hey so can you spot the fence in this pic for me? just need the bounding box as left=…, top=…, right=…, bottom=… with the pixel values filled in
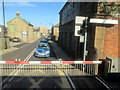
left=0, top=61, right=102, bottom=76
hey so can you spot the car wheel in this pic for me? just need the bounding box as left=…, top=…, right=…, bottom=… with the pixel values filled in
left=34, top=53, right=37, bottom=57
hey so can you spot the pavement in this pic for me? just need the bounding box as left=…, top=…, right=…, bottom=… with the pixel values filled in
left=0, top=38, right=41, bottom=56
left=49, top=41, right=72, bottom=61
left=0, top=42, right=22, bottom=56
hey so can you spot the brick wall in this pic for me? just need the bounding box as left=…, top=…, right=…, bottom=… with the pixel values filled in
left=103, top=19, right=119, bottom=58
left=88, top=19, right=119, bottom=60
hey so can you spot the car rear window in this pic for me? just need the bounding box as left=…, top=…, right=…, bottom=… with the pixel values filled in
left=38, top=45, right=48, bottom=49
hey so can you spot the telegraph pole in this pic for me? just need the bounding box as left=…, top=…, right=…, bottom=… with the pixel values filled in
left=2, top=0, right=7, bottom=49
left=2, top=0, right=5, bottom=27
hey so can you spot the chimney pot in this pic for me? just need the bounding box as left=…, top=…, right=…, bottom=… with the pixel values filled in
left=16, top=11, right=20, bottom=17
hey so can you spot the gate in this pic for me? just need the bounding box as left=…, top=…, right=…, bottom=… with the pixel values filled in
left=0, top=61, right=102, bottom=76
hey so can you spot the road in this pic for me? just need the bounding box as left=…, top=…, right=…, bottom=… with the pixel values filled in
left=0, top=37, right=112, bottom=89
left=1, top=37, right=72, bottom=89
left=2, top=37, right=56, bottom=61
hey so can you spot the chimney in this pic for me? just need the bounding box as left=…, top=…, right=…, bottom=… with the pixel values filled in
left=16, top=11, right=20, bottom=17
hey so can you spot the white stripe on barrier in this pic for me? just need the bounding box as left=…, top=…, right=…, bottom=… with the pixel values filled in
left=93, top=61, right=102, bottom=64
left=29, top=61, right=40, bottom=64
left=0, top=61, right=6, bottom=64
left=74, top=61, right=84, bottom=64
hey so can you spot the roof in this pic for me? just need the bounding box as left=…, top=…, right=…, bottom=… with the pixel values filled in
left=0, top=24, right=7, bottom=30
left=7, top=16, right=33, bottom=26
left=59, top=2, right=69, bottom=14
left=53, top=23, right=59, bottom=27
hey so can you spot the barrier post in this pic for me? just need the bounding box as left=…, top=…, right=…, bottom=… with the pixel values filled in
left=98, top=59, right=109, bottom=79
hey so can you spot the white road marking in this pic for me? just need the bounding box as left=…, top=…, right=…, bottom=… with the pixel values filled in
left=28, top=77, right=46, bottom=88
left=65, top=73, right=76, bottom=90
left=20, top=44, right=28, bottom=48
left=0, top=48, right=36, bottom=88
left=95, top=77, right=111, bottom=89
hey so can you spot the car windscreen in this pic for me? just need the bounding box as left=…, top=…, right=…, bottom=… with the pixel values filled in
left=38, top=45, right=48, bottom=49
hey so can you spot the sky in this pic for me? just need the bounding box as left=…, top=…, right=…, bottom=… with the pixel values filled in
left=0, top=2, right=66, bottom=29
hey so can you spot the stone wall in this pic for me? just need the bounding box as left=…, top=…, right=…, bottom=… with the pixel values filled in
left=7, top=18, right=34, bottom=42
left=0, top=38, right=10, bottom=50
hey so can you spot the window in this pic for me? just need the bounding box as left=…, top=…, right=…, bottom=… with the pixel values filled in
left=10, top=25, right=15, bottom=32
left=38, top=45, right=48, bottom=49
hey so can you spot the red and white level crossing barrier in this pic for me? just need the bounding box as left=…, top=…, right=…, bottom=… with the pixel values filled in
left=0, top=61, right=102, bottom=64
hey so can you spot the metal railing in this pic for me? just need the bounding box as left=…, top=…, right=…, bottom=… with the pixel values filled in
left=0, top=61, right=102, bottom=76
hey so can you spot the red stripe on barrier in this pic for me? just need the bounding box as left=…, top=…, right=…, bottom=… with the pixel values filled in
left=83, top=61, right=93, bottom=64
left=6, top=61, right=29, bottom=64
left=41, top=61, right=51, bottom=64
left=62, top=61, right=74, bottom=64
left=18, top=61, right=29, bottom=64
left=6, top=61, right=16, bottom=64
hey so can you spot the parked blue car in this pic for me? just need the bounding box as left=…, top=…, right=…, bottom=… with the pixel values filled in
left=34, top=43, right=50, bottom=57
left=40, top=39, right=48, bottom=43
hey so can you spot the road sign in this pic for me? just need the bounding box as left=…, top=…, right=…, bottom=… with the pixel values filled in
left=22, top=34, right=27, bottom=38
left=22, top=32, right=27, bottom=35
left=75, top=16, right=86, bottom=36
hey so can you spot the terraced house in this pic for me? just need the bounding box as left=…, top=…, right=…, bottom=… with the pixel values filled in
left=59, top=2, right=119, bottom=67
left=7, top=12, right=34, bottom=42
left=51, top=23, right=59, bottom=41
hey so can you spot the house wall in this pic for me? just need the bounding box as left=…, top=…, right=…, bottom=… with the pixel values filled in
left=52, top=25, right=59, bottom=41
left=53, top=26, right=59, bottom=41
left=39, top=26, right=48, bottom=36
left=59, top=2, right=119, bottom=61
left=7, top=18, right=33, bottom=42
left=86, top=20, right=119, bottom=61
left=27, top=25, right=34, bottom=42
left=59, top=2, right=98, bottom=60
left=103, top=21, right=119, bottom=59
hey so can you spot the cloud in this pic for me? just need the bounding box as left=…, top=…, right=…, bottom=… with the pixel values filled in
left=3, top=0, right=67, bottom=2
left=18, top=2, right=37, bottom=7
left=0, top=2, right=37, bottom=7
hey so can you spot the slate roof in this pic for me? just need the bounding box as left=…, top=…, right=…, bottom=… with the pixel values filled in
left=54, top=23, right=59, bottom=27
left=0, top=24, right=7, bottom=30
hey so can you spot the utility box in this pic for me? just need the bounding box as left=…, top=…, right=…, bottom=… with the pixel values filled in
left=110, top=57, right=120, bottom=72
left=80, top=35, right=84, bottom=42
